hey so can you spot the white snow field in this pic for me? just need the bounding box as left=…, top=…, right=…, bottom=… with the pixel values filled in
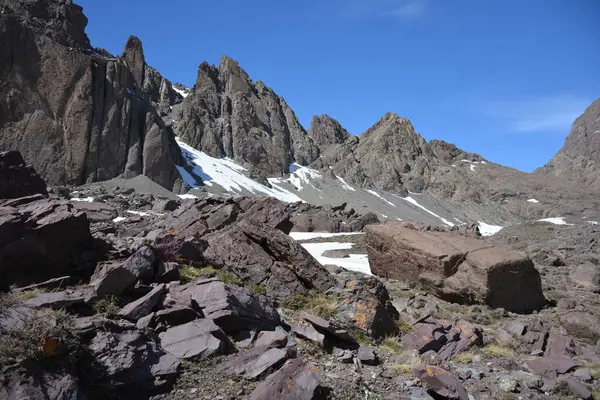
left=299, top=242, right=371, bottom=275
left=538, top=217, right=573, bottom=226
left=477, top=221, right=503, bottom=236
left=527, top=199, right=539, bottom=203
left=288, top=232, right=364, bottom=241
left=399, top=195, right=455, bottom=227
left=176, top=138, right=304, bottom=203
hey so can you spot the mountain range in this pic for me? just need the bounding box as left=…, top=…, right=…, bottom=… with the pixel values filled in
left=1, top=0, right=599, bottom=231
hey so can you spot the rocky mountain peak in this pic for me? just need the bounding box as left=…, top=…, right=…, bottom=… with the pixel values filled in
left=536, top=97, right=600, bottom=189
left=0, top=0, right=90, bottom=49
left=177, top=56, right=320, bottom=176
left=307, top=114, right=351, bottom=150
left=122, top=35, right=145, bottom=88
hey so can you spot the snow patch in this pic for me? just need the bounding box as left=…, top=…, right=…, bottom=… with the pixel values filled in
left=287, top=163, right=322, bottom=191
left=365, top=190, right=396, bottom=207
left=126, top=210, right=165, bottom=217
left=299, top=242, right=371, bottom=275
left=176, top=138, right=304, bottom=203
left=587, top=221, right=599, bottom=225
left=173, top=86, right=189, bottom=98
left=538, top=217, right=573, bottom=226
left=399, top=195, right=455, bottom=227
left=112, top=217, right=127, bottom=223
left=527, top=199, right=539, bottom=203
left=178, top=194, right=198, bottom=200
left=337, top=176, right=356, bottom=191
left=288, top=232, right=364, bottom=241
left=381, top=214, right=388, bottom=219
left=71, top=197, right=94, bottom=203
left=470, top=164, right=476, bottom=172
left=477, top=221, right=503, bottom=236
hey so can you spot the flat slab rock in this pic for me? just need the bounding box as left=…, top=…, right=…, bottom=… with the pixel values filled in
left=249, top=358, right=322, bottom=400
left=171, top=278, right=281, bottom=333
left=159, top=319, right=228, bottom=360
left=366, top=222, right=546, bottom=313
left=413, top=364, right=469, bottom=400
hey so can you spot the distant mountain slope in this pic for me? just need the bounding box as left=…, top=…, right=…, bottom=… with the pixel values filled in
left=535, top=97, right=600, bottom=189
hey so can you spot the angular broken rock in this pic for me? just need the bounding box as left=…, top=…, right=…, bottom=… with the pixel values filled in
left=119, top=284, right=166, bottom=321
left=560, top=311, right=600, bottom=342
left=366, top=223, right=546, bottom=313
left=558, top=376, right=593, bottom=399
left=172, top=278, right=281, bottom=333
left=545, top=326, right=578, bottom=357
left=89, top=329, right=180, bottom=392
left=249, top=358, right=322, bottom=400
left=219, top=345, right=295, bottom=380
left=159, top=319, right=228, bottom=360
left=357, top=347, right=378, bottom=366
left=292, top=324, right=327, bottom=348
left=23, top=289, right=87, bottom=310
left=526, top=357, right=580, bottom=378
left=91, top=246, right=158, bottom=297
left=254, top=327, right=289, bottom=348
left=300, top=311, right=356, bottom=344
left=155, top=262, right=180, bottom=283
left=412, top=365, right=469, bottom=400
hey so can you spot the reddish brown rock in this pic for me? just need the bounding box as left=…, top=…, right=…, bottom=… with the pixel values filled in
left=366, top=222, right=546, bottom=313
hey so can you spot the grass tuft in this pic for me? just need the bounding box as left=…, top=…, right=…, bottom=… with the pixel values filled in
left=393, top=364, right=414, bottom=374
left=92, top=295, right=123, bottom=316
left=453, top=352, right=474, bottom=363
left=481, top=342, right=515, bottom=358
left=180, top=265, right=202, bottom=283
left=349, top=328, right=372, bottom=345
left=396, top=317, right=413, bottom=336
left=248, top=284, right=266, bottom=296
left=380, top=336, right=403, bottom=353
left=281, top=292, right=339, bottom=319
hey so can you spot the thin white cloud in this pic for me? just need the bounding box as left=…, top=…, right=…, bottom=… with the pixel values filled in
left=388, top=0, right=427, bottom=20
left=338, top=0, right=427, bottom=21
left=482, top=96, right=591, bottom=134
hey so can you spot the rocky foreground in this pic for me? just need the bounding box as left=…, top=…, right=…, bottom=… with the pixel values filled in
left=1, top=152, right=600, bottom=400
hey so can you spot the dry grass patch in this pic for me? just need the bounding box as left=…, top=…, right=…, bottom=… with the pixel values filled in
left=453, top=352, right=474, bottom=363
left=396, top=317, right=413, bottom=336
left=380, top=336, right=403, bottom=353
left=482, top=342, right=515, bottom=358
left=92, top=295, right=123, bottom=316
left=281, top=292, right=339, bottom=319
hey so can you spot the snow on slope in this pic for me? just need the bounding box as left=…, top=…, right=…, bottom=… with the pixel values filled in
left=477, top=221, right=503, bottom=236
left=337, top=176, right=356, bottom=191
left=176, top=138, right=304, bottom=203
left=288, top=232, right=364, bottom=241
left=366, top=190, right=396, bottom=207
left=173, top=85, right=190, bottom=98
left=527, top=199, right=539, bottom=203
left=287, top=163, right=322, bottom=191
left=300, top=242, right=371, bottom=275
left=538, top=217, right=573, bottom=226
left=398, top=195, right=455, bottom=227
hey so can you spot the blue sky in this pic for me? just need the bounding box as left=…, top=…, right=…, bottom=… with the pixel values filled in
left=78, top=0, right=600, bottom=172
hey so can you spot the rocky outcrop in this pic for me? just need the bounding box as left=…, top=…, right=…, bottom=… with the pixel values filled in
left=0, top=151, right=47, bottom=199
left=0, top=1, right=185, bottom=191
left=366, top=222, right=547, bottom=313
left=307, top=114, right=351, bottom=151
left=0, top=199, right=93, bottom=290
left=536, top=98, right=600, bottom=190
left=177, top=56, right=320, bottom=177
left=289, top=202, right=379, bottom=233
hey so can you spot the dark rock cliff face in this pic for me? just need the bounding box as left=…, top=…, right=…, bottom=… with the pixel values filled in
left=0, top=0, right=185, bottom=191
left=536, top=98, right=600, bottom=190
left=177, top=56, right=320, bottom=177
left=307, top=114, right=351, bottom=151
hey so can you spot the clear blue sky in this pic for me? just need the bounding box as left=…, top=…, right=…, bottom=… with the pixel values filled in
left=78, top=0, right=600, bottom=172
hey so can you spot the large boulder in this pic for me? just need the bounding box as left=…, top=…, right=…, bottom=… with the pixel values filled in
left=0, top=200, right=93, bottom=289
left=366, top=222, right=546, bottom=313
left=0, top=151, right=47, bottom=199
left=249, top=358, right=322, bottom=400
left=170, top=278, right=281, bottom=333
left=153, top=197, right=335, bottom=300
